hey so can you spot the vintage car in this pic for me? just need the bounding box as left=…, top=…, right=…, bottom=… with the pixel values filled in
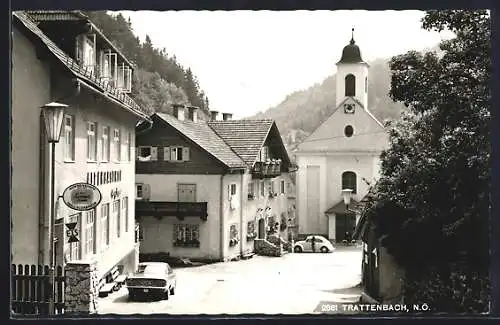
left=293, top=235, right=335, bottom=253
left=125, top=262, right=177, bottom=300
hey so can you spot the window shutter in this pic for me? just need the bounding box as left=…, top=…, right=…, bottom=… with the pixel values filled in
left=182, top=147, right=190, bottom=161
left=151, top=147, right=158, bottom=161
left=163, top=147, right=171, bottom=161
left=75, top=35, right=83, bottom=62
left=143, top=184, right=151, bottom=200
left=126, top=67, right=132, bottom=92
left=228, top=185, right=231, bottom=199
left=170, top=147, right=176, bottom=161
left=135, top=147, right=139, bottom=160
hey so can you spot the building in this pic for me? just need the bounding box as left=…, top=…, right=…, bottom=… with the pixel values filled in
left=294, top=30, right=389, bottom=242
left=11, top=11, right=151, bottom=279
left=135, top=109, right=296, bottom=261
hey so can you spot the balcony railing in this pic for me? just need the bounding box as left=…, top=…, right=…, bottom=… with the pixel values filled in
left=135, top=201, right=208, bottom=221
left=252, top=159, right=282, bottom=179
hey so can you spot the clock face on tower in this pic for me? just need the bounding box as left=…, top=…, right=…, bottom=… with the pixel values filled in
left=344, top=103, right=355, bottom=114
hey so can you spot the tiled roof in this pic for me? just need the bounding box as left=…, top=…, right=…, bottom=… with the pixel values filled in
left=12, top=11, right=150, bottom=121
left=208, top=119, right=274, bottom=166
left=325, top=199, right=360, bottom=215
left=155, top=113, right=246, bottom=169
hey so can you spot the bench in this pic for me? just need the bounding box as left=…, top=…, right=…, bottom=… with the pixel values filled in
left=98, top=265, right=124, bottom=297
left=99, top=283, right=115, bottom=297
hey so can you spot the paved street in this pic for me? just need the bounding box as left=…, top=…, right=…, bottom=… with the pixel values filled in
left=98, top=246, right=362, bottom=315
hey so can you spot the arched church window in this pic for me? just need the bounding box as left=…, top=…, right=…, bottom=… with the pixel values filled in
left=345, top=74, right=356, bottom=97
left=342, top=171, right=357, bottom=194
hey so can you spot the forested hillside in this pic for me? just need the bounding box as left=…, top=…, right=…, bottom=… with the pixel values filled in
left=251, top=46, right=440, bottom=149
left=84, top=11, right=210, bottom=118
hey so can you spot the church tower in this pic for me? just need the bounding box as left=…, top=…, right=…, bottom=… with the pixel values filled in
left=335, top=28, right=369, bottom=109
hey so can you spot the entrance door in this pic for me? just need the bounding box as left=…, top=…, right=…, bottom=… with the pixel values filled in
left=335, top=213, right=356, bottom=243
left=178, top=184, right=196, bottom=202
left=258, top=219, right=265, bottom=239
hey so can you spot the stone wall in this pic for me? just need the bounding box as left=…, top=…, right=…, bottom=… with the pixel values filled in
left=254, top=239, right=283, bottom=257
left=64, top=261, right=100, bottom=315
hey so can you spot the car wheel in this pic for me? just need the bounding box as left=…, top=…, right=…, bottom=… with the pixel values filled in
left=294, top=246, right=302, bottom=253
left=128, top=293, right=135, bottom=301
left=320, top=246, right=329, bottom=253
left=170, top=286, right=175, bottom=295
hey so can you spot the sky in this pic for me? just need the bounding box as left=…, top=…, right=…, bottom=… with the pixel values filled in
left=116, top=10, right=455, bottom=119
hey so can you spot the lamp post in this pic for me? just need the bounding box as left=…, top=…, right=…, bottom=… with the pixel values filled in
left=41, top=102, right=67, bottom=315
left=342, top=188, right=353, bottom=211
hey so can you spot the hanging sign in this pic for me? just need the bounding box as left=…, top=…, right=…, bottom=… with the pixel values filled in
left=62, top=182, right=102, bottom=211
left=65, top=221, right=80, bottom=243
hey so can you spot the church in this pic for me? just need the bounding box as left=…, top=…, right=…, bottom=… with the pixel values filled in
left=294, top=29, right=389, bottom=242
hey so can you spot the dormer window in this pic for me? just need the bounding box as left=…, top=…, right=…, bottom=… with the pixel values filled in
left=76, top=34, right=96, bottom=75
left=117, top=63, right=132, bottom=93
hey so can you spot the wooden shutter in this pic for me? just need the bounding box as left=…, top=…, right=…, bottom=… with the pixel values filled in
left=228, top=184, right=231, bottom=200
left=164, top=147, right=171, bottom=161
left=182, top=147, right=190, bottom=161
left=143, top=184, right=151, bottom=201
left=75, top=35, right=83, bottom=62
left=151, top=147, right=158, bottom=161
left=170, top=147, right=177, bottom=161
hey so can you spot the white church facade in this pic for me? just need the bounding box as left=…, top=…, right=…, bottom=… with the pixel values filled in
left=295, top=30, right=389, bottom=242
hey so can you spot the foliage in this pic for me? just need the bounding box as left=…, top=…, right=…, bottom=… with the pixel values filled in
left=366, top=10, right=490, bottom=312
left=83, top=11, right=210, bottom=114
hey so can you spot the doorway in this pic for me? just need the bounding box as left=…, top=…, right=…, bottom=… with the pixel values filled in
left=258, top=219, right=265, bottom=239
left=335, top=212, right=356, bottom=243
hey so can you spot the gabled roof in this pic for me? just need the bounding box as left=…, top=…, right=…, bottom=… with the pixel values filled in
left=155, top=113, right=246, bottom=169
left=12, top=11, right=150, bottom=122
left=325, top=199, right=361, bottom=215
left=208, top=119, right=275, bottom=166
left=25, top=10, right=134, bottom=68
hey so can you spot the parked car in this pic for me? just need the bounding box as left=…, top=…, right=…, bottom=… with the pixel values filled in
left=125, top=262, right=177, bottom=300
left=293, top=235, right=335, bottom=253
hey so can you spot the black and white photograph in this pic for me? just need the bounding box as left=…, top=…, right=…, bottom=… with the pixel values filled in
left=10, top=8, right=491, bottom=317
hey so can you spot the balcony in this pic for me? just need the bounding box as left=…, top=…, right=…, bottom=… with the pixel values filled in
left=135, top=201, right=208, bottom=221
left=252, top=159, right=282, bottom=179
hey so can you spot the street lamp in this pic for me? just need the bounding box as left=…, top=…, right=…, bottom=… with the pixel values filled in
left=342, top=188, right=353, bottom=211
left=41, top=102, right=67, bottom=315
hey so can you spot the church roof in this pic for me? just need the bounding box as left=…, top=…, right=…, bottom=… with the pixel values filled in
left=337, top=28, right=368, bottom=65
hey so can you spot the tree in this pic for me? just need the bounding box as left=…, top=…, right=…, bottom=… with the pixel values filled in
left=366, top=10, right=490, bottom=312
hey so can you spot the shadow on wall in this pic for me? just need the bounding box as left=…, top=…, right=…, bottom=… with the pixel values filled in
left=139, top=252, right=217, bottom=268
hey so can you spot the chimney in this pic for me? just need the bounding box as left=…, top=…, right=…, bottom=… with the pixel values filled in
left=172, top=104, right=185, bottom=121
left=222, top=113, right=233, bottom=121
left=210, top=111, right=219, bottom=121
left=187, top=106, right=198, bottom=122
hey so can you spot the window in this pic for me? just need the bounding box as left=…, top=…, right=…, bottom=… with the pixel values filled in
left=259, top=146, right=270, bottom=161
left=83, top=37, right=95, bottom=72
left=113, top=200, right=121, bottom=238
left=342, top=171, right=357, bottom=194
left=67, top=213, right=80, bottom=261
left=122, top=197, right=129, bottom=233
left=87, top=122, right=97, bottom=161
left=102, top=126, right=110, bottom=162
left=345, top=74, right=356, bottom=97
left=260, top=181, right=265, bottom=197
left=101, top=203, right=110, bottom=247
left=136, top=183, right=150, bottom=200
left=85, top=209, right=96, bottom=256
left=247, top=221, right=256, bottom=240
left=229, top=223, right=239, bottom=247
left=165, top=146, right=190, bottom=162
left=125, top=132, right=131, bottom=161
left=173, top=224, right=200, bottom=247
left=113, top=129, right=121, bottom=162
left=138, top=146, right=158, bottom=161
left=344, top=125, right=354, bottom=137
left=63, top=115, right=75, bottom=161
left=280, top=180, right=285, bottom=194
left=248, top=182, right=254, bottom=200
left=117, top=64, right=132, bottom=93
left=229, top=184, right=237, bottom=197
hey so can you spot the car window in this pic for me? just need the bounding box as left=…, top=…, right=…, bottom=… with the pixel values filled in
left=305, top=238, right=312, bottom=243
left=314, top=238, right=323, bottom=243
left=137, top=264, right=165, bottom=275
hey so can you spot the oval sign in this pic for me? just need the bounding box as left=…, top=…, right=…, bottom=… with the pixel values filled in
left=62, top=182, right=102, bottom=211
